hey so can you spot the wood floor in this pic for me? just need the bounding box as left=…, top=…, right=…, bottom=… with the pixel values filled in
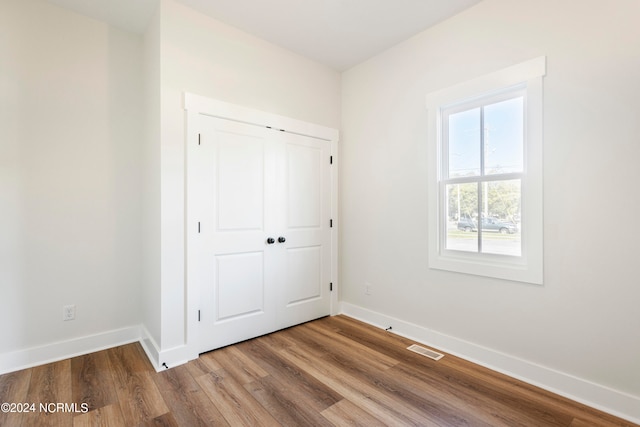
left=0, top=315, right=636, bottom=426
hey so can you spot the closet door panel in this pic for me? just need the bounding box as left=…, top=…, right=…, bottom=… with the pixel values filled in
left=215, top=252, right=264, bottom=321
left=287, top=143, right=322, bottom=228
left=216, top=134, right=264, bottom=231
left=276, top=132, right=331, bottom=329
left=197, top=117, right=277, bottom=352
left=285, top=246, right=322, bottom=305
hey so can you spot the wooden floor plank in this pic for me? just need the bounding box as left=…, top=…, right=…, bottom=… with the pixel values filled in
left=208, top=345, right=269, bottom=385
left=389, top=362, right=541, bottom=426
left=321, top=398, right=388, bottom=427
left=300, top=320, right=401, bottom=370
left=238, top=336, right=343, bottom=411
left=322, top=315, right=444, bottom=365
left=25, top=359, right=73, bottom=427
left=568, top=415, right=635, bottom=427
left=72, top=403, right=125, bottom=427
left=107, top=344, right=169, bottom=426
left=138, top=412, right=180, bottom=427
left=247, top=375, right=334, bottom=426
left=275, top=339, right=439, bottom=426
left=244, top=374, right=336, bottom=427
left=196, top=368, right=279, bottom=427
left=0, top=368, right=31, bottom=427
left=70, top=350, right=118, bottom=413
left=183, top=354, right=221, bottom=379
left=152, top=365, right=229, bottom=427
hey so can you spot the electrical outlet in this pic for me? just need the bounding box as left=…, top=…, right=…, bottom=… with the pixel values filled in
left=63, top=305, right=76, bottom=321
left=365, top=282, right=372, bottom=296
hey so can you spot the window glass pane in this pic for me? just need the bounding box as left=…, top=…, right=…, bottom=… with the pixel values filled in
left=446, top=182, right=478, bottom=252
left=481, top=179, right=521, bottom=256
left=483, top=97, right=524, bottom=175
left=448, top=108, right=480, bottom=178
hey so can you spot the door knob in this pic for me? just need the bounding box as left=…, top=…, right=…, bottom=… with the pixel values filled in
left=266, top=237, right=275, bottom=244
left=278, top=236, right=286, bottom=243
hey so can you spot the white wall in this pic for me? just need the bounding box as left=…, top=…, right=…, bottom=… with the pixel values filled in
left=141, top=3, right=162, bottom=351
left=0, top=0, right=143, bottom=362
left=342, top=0, right=639, bottom=409
left=155, top=0, right=341, bottom=353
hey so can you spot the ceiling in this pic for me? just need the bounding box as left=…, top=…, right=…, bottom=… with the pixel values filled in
left=47, top=0, right=159, bottom=34
left=47, top=0, right=482, bottom=71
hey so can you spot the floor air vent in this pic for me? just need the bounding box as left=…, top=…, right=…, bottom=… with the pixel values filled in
left=407, top=344, right=444, bottom=361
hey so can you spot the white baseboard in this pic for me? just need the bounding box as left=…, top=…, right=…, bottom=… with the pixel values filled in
left=339, top=302, right=640, bottom=425
left=157, top=345, right=192, bottom=372
left=0, top=326, right=141, bottom=375
left=0, top=324, right=194, bottom=376
left=139, top=324, right=161, bottom=371
left=139, top=326, right=194, bottom=372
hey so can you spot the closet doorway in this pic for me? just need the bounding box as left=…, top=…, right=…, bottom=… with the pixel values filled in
left=186, top=95, right=338, bottom=354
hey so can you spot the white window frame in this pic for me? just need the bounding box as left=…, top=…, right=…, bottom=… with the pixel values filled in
left=426, top=57, right=545, bottom=284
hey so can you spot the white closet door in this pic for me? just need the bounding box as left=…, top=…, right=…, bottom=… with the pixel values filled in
left=275, top=131, right=331, bottom=329
left=196, top=115, right=331, bottom=353
left=197, top=117, right=278, bottom=352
